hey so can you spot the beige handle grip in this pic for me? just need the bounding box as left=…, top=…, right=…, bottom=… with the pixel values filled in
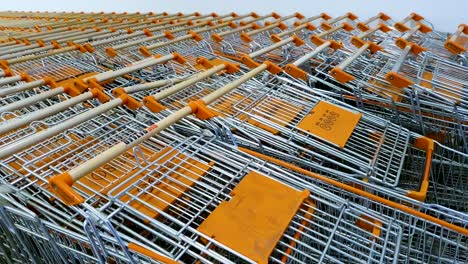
left=249, top=36, right=299, bottom=58
left=145, top=34, right=193, bottom=51
left=6, top=46, right=76, bottom=65
left=149, top=64, right=225, bottom=101
left=293, top=41, right=331, bottom=66
left=90, top=53, right=177, bottom=83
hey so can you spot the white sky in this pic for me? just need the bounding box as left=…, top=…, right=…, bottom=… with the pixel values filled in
left=3, top=0, right=467, bottom=33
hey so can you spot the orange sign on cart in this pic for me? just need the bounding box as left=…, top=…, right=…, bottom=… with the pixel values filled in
left=297, top=101, right=362, bottom=148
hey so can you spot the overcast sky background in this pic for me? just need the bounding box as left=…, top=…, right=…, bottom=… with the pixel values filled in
left=3, top=0, right=467, bottom=33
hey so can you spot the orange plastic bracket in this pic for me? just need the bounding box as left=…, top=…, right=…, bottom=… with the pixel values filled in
left=143, top=28, right=153, bottom=37
left=367, top=42, right=383, bottom=54
left=445, top=40, right=466, bottom=54
left=461, top=24, right=468, bottom=34
left=270, top=34, right=282, bottom=43
left=164, top=30, right=175, bottom=40
left=51, top=40, right=61, bottom=49
left=394, top=22, right=410, bottom=32
left=272, top=12, right=281, bottom=19
left=240, top=32, right=253, bottom=43
left=139, top=46, right=152, bottom=57
left=87, top=78, right=105, bottom=90
left=241, top=55, right=260, bottom=69
left=295, top=12, right=305, bottom=19
left=88, top=88, right=110, bottom=102
left=305, top=22, right=317, bottom=31
left=410, top=13, right=424, bottom=21
left=356, top=215, right=383, bottom=239
left=171, top=52, right=186, bottom=64
left=330, top=67, right=355, bottom=83
left=264, top=61, right=283, bottom=74
left=347, top=12, right=358, bottom=20
left=278, top=22, right=288, bottom=30
left=211, top=33, right=223, bottom=43
left=310, top=35, right=325, bottom=46
left=385, top=71, right=414, bottom=88
left=188, top=31, right=203, bottom=42
left=19, top=72, right=32, bottom=82
left=378, top=23, right=392, bottom=33
left=285, top=64, right=308, bottom=80
left=188, top=99, right=218, bottom=120
left=417, top=23, right=432, bottom=34
left=321, top=13, right=332, bottom=20
left=75, top=44, right=87, bottom=53
left=356, top=22, right=370, bottom=32
left=143, top=96, right=166, bottom=113
left=350, top=36, right=366, bottom=48
left=3, top=67, right=12, bottom=76
left=228, top=21, right=237, bottom=28
left=119, top=93, right=142, bottom=110
left=74, top=79, right=88, bottom=92
left=63, top=86, right=83, bottom=97
left=252, top=23, right=262, bottom=30
left=36, top=39, right=45, bottom=47
left=291, top=35, right=305, bottom=46
left=342, top=22, right=354, bottom=31
left=320, top=22, right=333, bottom=30
left=105, top=47, right=118, bottom=57
left=49, top=172, right=85, bottom=206
left=328, top=40, right=343, bottom=50
left=378, top=12, right=391, bottom=21
left=112, top=87, right=125, bottom=97
left=43, top=76, right=57, bottom=88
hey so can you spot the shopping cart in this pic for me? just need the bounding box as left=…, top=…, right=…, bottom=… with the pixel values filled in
left=47, top=97, right=467, bottom=263
left=135, top=58, right=468, bottom=211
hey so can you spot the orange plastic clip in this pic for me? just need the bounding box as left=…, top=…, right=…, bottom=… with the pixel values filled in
left=385, top=71, right=414, bottom=88
left=105, top=47, right=118, bottom=57
left=63, top=86, right=82, bottom=97
left=188, top=99, right=218, bottom=120
left=43, top=76, right=57, bottom=88
left=240, top=32, right=253, bottom=43
left=19, top=72, right=32, bottom=82
left=330, top=67, right=355, bottom=83
left=264, top=61, right=282, bottom=74
left=143, top=96, right=166, bottom=113
left=211, top=33, right=223, bottom=43
left=143, top=28, right=153, bottom=37
left=291, top=35, right=305, bottom=46
left=139, top=46, right=152, bottom=57
left=119, top=93, right=142, bottom=110
left=285, top=64, right=308, bottom=80
left=241, top=55, right=260, bottom=69
left=49, top=172, right=85, bottom=206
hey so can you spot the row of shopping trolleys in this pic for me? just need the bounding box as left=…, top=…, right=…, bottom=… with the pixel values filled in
left=0, top=10, right=467, bottom=264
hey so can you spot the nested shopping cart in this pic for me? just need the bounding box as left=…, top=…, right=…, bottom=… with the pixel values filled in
left=0, top=183, right=181, bottom=263
left=281, top=23, right=468, bottom=152
left=134, top=57, right=468, bottom=213
left=228, top=140, right=468, bottom=263
left=46, top=103, right=467, bottom=264
left=42, top=128, right=404, bottom=263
